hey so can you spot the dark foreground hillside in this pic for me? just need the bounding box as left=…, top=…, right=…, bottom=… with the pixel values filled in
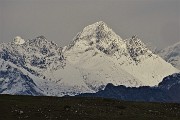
left=0, top=95, right=180, bottom=120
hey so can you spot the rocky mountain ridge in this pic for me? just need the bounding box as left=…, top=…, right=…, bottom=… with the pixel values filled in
left=0, top=21, right=178, bottom=96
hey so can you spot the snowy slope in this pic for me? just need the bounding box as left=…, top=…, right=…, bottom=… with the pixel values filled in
left=0, top=58, right=95, bottom=96
left=158, top=41, right=180, bottom=70
left=0, top=59, right=44, bottom=95
left=0, top=21, right=178, bottom=96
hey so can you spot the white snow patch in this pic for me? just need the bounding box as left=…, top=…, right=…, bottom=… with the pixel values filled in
left=13, top=36, right=25, bottom=45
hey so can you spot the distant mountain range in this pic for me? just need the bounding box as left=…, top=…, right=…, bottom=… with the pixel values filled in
left=158, top=41, right=180, bottom=70
left=0, top=21, right=179, bottom=97
left=78, top=73, right=180, bottom=103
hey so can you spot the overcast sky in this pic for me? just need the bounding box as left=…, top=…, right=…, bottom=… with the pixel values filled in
left=0, top=0, right=179, bottom=50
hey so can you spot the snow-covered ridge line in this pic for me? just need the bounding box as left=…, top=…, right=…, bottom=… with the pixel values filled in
left=0, top=21, right=179, bottom=96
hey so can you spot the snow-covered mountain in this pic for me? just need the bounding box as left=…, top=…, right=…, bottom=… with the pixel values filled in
left=0, top=36, right=93, bottom=96
left=0, top=21, right=178, bottom=96
left=158, top=41, right=180, bottom=70
left=64, top=21, right=178, bottom=87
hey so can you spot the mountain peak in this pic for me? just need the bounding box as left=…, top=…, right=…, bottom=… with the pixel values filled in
left=82, top=21, right=109, bottom=34
left=125, top=35, right=151, bottom=62
left=66, top=21, right=123, bottom=51
left=32, top=35, right=48, bottom=43
left=92, top=21, right=107, bottom=27
left=127, top=35, right=147, bottom=48
left=35, top=35, right=47, bottom=41
left=26, top=35, right=54, bottom=48
left=96, top=21, right=106, bottom=25
left=13, top=36, right=25, bottom=45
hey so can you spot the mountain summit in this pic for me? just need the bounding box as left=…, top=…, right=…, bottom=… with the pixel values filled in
left=66, top=21, right=124, bottom=54
left=0, top=21, right=178, bottom=96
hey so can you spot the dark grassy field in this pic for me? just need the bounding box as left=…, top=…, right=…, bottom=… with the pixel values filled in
left=0, top=94, right=180, bottom=120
